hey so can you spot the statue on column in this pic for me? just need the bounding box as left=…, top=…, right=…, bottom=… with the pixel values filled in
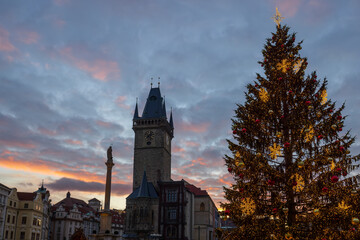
left=107, top=146, right=113, bottom=161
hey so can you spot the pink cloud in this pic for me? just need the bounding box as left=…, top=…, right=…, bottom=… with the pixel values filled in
left=19, top=31, right=40, bottom=44
left=184, top=141, right=200, bottom=147
left=96, top=120, right=112, bottom=128
left=64, top=139, right=83, bottom=146
left=54, top=19, right=66, bottom=28
left=274, top=0, right=302, bottom=18
left=173, top=146, right=185, bottom=153
left=0, top=139, right=36, bottom=149
left=37, top=127, right=57, bottom=136
left=116, top=96, right=130, bottom=109
left=178, top=121, right=210, bottom=133
left=60, top=47, right=120, bottom=82
left=0, top=26, right=16, bottom=52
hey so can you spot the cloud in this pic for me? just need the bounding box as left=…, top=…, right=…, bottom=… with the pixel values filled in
left=19, top=31, right=40, bottom=44
left=47, top=177, right=132, bottom=196
left=0, top=26, right=16, bottom=52
left=59, top=47, right=121, bottom=82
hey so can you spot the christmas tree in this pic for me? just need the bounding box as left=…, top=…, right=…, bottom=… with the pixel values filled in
left=222, top=9, right=360, bottom=240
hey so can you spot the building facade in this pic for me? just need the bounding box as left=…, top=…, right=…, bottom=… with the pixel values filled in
left=51, top=192, right=100, bottom=240
left=0, top=183, right=11, bottom=240
left=3, top=188, right=19, bottom=240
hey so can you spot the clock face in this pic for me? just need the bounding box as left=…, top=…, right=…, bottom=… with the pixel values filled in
left=144, top=130, right=155, bottom=143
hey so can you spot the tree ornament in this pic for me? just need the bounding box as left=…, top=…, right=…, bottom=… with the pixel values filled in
left=259, top=88, right=269, bottom=102
left=338, top=201, right=350, bottom=211
left=240, top=197, right=256, bottom=215
left=314, top=208, right=320, bottom=216
left=281, top=44, right=284, bottom=48
left=238, top=173, right=244, bottom=179
left=267, top=179, right=275, bottom=186
left=298, top=161, right=304, bottom=168
left=352, top=218, right=359, bottom=225
left=276, top=131, right=283, bottom=138
left=292, top=174, right=304, bottom=192
left=268, top=110, right=274, bottom=114
left=351, top=190, right=357, bottom=195
left=339, top=146, right=345, bottom=152
left=242, top=128, right=247, bottom=133
left=233, top=130, right=237, bottom=134
left=331, top=175, right=339, bottom=183
left=283, top=207, right=289, bottom=213
left=317, top=112, right=322, bottom=118
left=272, top=208, right=278, bottom=214
left=338, top=127, right=343, bottom=131
left=336, top=167, right=342, bottom=172
left=305, top=100, right=311, bottom=105
left=285, top=233, right=293, bottom=240
left=317, top=135, right=323, bottom=140
left=272, top=7, right=284, bottom=27
left=288, top=90, right=293, bottom=94
left=278, top=77, right=283, bottom=81
left=255, top=119, right=261, bottom=123
left=277, top=59, right=290, bottom=73
left=269, top=143, right=281, bottom=159
left=238, top=161, right=246, bottom=169
left=331, top=124, right=337, bottom=130
left=320, top=90, right=327, bottom=105
left=322, top=187, right=329, bottom=193
left=284, top=142, right=290, bottom=148
left=228, top=167, right=232, bottom=173
left=343, top=170, right=347, bottom=177
left=224, top=209, right=230, bottom=215
left=338, top=115, right=343, bottom=120
left=303, top=126, right=314, bottom=142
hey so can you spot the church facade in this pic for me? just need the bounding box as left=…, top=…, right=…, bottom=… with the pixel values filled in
left=124, top=85, right=219, bottom=240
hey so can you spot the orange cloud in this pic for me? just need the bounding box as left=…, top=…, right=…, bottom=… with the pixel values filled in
left=173, top=146, right=185, bottom=153
left=60, top=47, right=120, bottom=82
left=0, top=139, right=36, bottom=149
left=96, top=120, right=112, bottom=127
left=178, top=121, right=210, bottom=133
left=20, top=31, right=40, bottom=44
left=0, top=26, right=16, bottom=52
left=191, top=157, right=206, bottom=166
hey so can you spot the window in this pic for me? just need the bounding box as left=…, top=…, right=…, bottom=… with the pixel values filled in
left=167, top=209, right=177, bottom=220
left=22, top=216, right=27, bottom=224
left=12, top=215, right=15, bottom=224
left=36, top=233, right=40, bottom=240
left=200, top=202, right=205, bottom=211
left=20, top=232, right=25, bottom=240
left=31, top=232, right=35, bottom=240
left=167, top=190, right=177, bottom=202
left=10, top=231, right=13, bottom=239
left=14, top=202, right=16, bottom=207
left=5, top=230, right=8, bottom=239
left=33, top=217, right=37, bottom=226
left=166, top=226, right=177, bottom=237
left=7, top=214, right=10, bottom=223
left=24, top=203, right=29, bottom=208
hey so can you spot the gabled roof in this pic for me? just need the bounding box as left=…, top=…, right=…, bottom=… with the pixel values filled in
left=141, top=87, right=167, bottom=119
left=17, top=192, right=37, bottom=201
left=52, top=193, right=96, bottom=214
left=127, top=172, right=158, bottom=199
left=185, top=184, right=209, bottom=196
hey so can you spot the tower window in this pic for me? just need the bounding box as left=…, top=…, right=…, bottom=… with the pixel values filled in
left=167, top=190, right=177, bottom=202
left=167, top=209, right=177, bottom=220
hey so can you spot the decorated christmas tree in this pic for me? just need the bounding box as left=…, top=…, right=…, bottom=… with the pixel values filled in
left=222, top=9, right=360, bottom=240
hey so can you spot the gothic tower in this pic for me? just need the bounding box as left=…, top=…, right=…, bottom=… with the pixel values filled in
left=132, top=84, right=174, bottom=190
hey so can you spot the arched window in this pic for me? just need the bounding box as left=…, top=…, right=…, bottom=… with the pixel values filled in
left=200, top=202, right=205, bottom=211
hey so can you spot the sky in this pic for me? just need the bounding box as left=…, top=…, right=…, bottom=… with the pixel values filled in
left=1, top=0, right=360, bottom=210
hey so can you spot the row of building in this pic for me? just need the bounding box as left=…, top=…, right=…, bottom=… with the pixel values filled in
left=0, top=182, right=125, bottom=240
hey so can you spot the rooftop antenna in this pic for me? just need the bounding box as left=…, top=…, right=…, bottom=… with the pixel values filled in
left=151, top=77, right=153, bottom=88
left=158, top=77, right=160, bottom=87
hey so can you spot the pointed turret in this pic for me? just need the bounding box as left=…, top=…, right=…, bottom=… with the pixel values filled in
left=138, top=171, right=150, bottom=197
left=169, top=108, right=174, bottom=130
left=133, top=101, right=139, bottom=120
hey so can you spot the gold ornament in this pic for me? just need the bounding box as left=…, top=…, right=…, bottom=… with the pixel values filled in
left=317, top=111, right=322, bottom=118
left=320, top=90, right=327, bottom=105
left=276, top=131, right=283, bottom=138
left=240, top=197, right=256, bottom=216
left=277, top=59, right=290, bottom=73
left=235, top=151, right=241, bottom=159
left=272, top=7, right=284, bottom=27
left=285, top=233, right=293, bottom=240
left=298, top=161, right=304, bottom=168
left=331, top=124, right=337, bottom=130
left=268, top=109, right=274, bottom=114
left=293, top=59, right=303, bottom=73
left=338, top=201, right=350, bottom=211
left=302, top=126, right=314, bottom=142
left=283, top=207, right=288, bottom=213
left=259, top=88, right=269, bottom=102
left=330, top=161, right=336, bottom=171
left=292, top=173, right=305, bottom=192
left=352, top=218, right=359, bottom=225
left=314, top=209, right=320, bottom=216
left=269, top=143, right=281, bottom=159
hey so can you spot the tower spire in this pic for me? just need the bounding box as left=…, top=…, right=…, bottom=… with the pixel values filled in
left=133, top=98, right=139, bottom=119
left=170, top=107, right=174, bottom=129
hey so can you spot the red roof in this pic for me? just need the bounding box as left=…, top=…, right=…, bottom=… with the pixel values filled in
left=185, top=184, right=208, bottom=196
left=52, top=196, right=95, bottom=214
left=17, top=192, right=37, bottom=201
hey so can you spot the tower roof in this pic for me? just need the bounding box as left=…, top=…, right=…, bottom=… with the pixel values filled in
left=141, top=87, right=166, bottom=119
left=127, top=171, right=158, bottom=199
